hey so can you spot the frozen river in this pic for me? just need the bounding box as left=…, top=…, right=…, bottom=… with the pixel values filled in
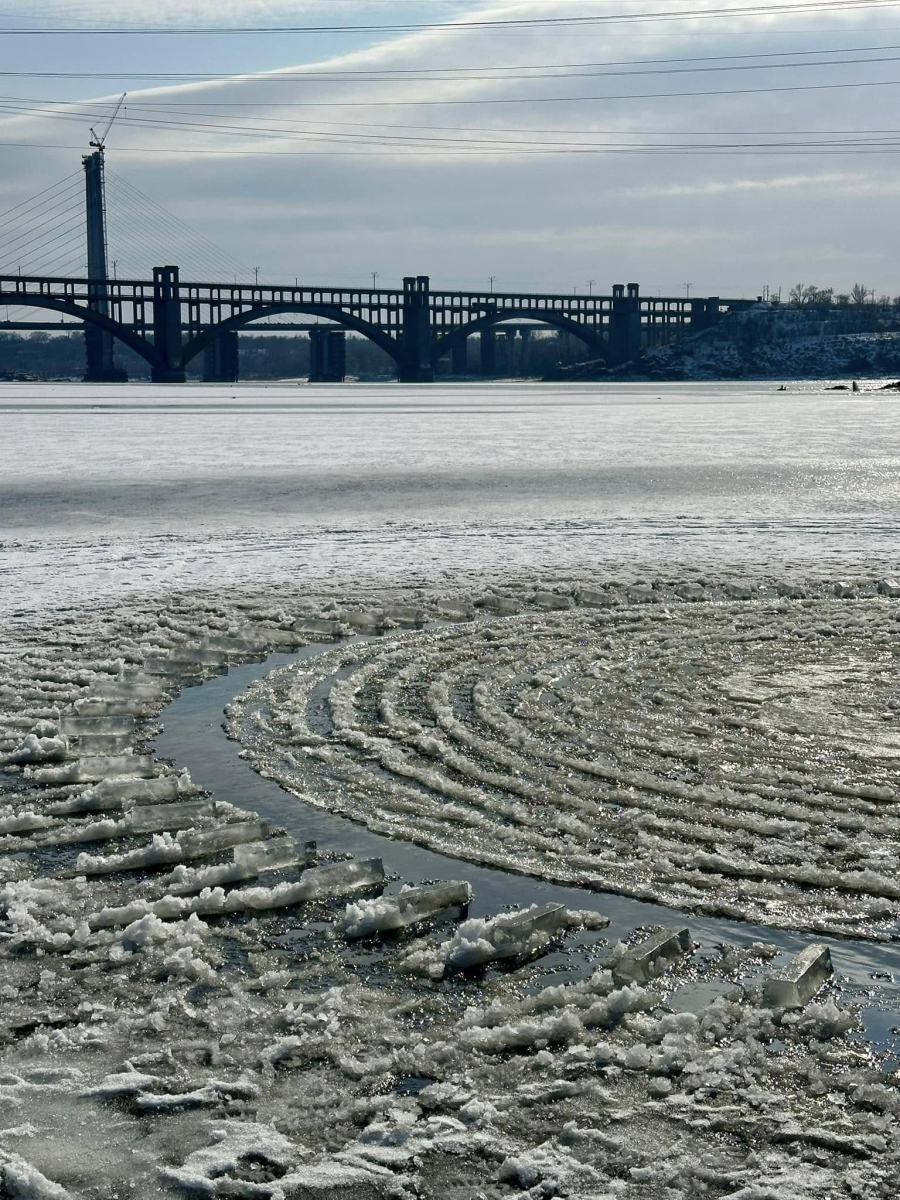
left=2, top=378, right=900, bottom=612
left=4, top=379, right=900, bottom=1197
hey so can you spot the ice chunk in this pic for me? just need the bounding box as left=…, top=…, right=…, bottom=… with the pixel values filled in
left=0, top=1150, right=73, bottom=1198
left=532, top=591, right=573, bottom=611
left=613, top=927, right=692, bottom=985
left=724, top=582, right=752, bottom=600
left=57, top=715, right=134, bottom=737
left=409, top=904, right=570, bottom=978
left=763, top=944, right=833, bottom=1009
left=675, top=583, right=705, bottom=602
left=47, top=773, right=194, bottom=816
left=293, top=617, right=341, bottom=637
left=575, top=588, right=615, bottom=608
left=30, top=755, right=156, bottom=784
left=877, top=578, right=900, bottom=597
left=125, top=800, right=214, bottom=835
left=626, top=585, right=655, bottom=604
left=74, top=820, right=271, bottom=875
left=201, top=857, right=385, bottom=913
left=475, top=594, right=520, bottom=614
left=339, top=881, right=472, bottom=938
left=163, top=837, right=313, bottom=895
left=434, top=600, right=475, bottom=622
left=6, top=735, right=68, bottom=765
left=337, top=609, right=383, bottom=630
left=382, top=605, right=425, bottom=627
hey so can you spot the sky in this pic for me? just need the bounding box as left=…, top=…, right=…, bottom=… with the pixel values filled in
left=1, top=0, right=899, bottom=298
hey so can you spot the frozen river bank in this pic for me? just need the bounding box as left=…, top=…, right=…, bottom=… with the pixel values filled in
left=2, top=381, right=900, bottom=1196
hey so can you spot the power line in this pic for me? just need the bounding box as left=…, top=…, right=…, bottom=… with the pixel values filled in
left=1, top=0, right=898, bottom=34
left=9, top=41, right=900, bottom=83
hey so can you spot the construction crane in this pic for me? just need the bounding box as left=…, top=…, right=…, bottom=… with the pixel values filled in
left=89, top=93, right=126, bottom=152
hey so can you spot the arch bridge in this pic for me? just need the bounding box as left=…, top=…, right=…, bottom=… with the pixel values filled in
left=0, top=268, right=754, bottom=383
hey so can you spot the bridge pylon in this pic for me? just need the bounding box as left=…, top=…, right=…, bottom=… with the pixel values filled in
left=151, top=265, right=186, bottom=383
left=399, top=276, right=434, bottom=382
left=82, top=150, right=127, bottom=383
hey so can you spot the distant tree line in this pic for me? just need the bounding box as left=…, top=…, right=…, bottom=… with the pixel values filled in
left=785, top=283, right=900, bottom=309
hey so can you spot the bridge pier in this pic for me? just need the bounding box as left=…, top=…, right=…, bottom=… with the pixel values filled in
left=451, top=337, right=469, bottom=375
left=202, top=330, right=239, bottom=383
left=520, top=328, right=532, bottom=374
left=309, top=328, right=346, bottom=382
left=480, top=328, right=497, bottom=376
left=608, top=282, right=642, bottom=366
left=399, top=276, right=434, bottom=382
left=151, top=265, right=186, bottom=383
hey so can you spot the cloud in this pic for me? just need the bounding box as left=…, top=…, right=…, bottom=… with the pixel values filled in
left=1, top=0, right=899, bottom=294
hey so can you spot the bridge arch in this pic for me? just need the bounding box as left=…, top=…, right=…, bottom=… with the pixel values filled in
left=433, top=309, right=606, bottom=365
left=182, top=304, right=403, bottom=367
left=0, top=293, right=157, bottom=366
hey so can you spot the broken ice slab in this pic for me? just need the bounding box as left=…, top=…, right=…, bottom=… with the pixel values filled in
left=382, top=605, right=426, bottom=627
left=575, top=588, right=615, bottom=608
left=66, top=733, right=134, bottom=756
left=163, top=837, right=314, bottom=895
left=143, top=653, right=221, bottom=677
left=43, top=801, right=215, bottom=845
left=58, top=715, right=135, bottom=737
left=89, top=679, right=166, bottom=702
left=613, top=927, right=692, bottom=985
left=293, top=617, right=342, bottom=637
left=340, top=881, right=473, bottom=939
left=675, top=583, right=705, bottom=602
left=448, top=904, right=570, bottom=972
left=475, top=594, right=521, bottom=615
left=127, top=800, right=214, bottom=835
left=337, top=610, right=383, bottom=631
left=433, top=600, right=475, bottom=622
left=877, top=578, right=900, bottom=597
left=240, top=626, right=307, bottom=648
left=47, top=773, right=195, bottom=816
left=625, top=585, right=656, bottom=604
left=834, top=580, right=856, bottom=599
left=724, top=582, right=752, bottom=600
left=532, top=591, right=574, bottom=611
left=191, top=856, right=385, bottom=915
left=763, top=944, right=833, bottom=1009
left=75, top=820, right=271, bottom=875
left=30, top=754, right=157, bottom=784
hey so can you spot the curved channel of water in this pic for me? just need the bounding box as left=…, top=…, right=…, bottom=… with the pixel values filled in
left=155, top=645, right=900, bottom=1047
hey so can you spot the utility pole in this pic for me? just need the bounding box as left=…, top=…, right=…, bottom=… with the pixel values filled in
left=371, top=271, right=379, bottom=290
left=684, top=282, right=692, bottom=299
left=488, top=275, right=496, bottom=294
left=588, top=279, right=595, bottom=296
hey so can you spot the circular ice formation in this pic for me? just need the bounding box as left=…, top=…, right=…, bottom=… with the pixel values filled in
left=234, top=595, right=900, bottom=938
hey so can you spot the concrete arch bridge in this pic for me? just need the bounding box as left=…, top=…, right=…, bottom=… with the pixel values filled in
left=0, top=269, right=753, bottom=383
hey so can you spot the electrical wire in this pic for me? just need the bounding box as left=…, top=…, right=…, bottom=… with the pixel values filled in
left=2, top=0, right=899, bottom=34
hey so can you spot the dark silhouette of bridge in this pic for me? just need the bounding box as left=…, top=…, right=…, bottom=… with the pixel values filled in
left=0, top=269, right=753, bottom=383
left=0, top=149, right=755, bottom=383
